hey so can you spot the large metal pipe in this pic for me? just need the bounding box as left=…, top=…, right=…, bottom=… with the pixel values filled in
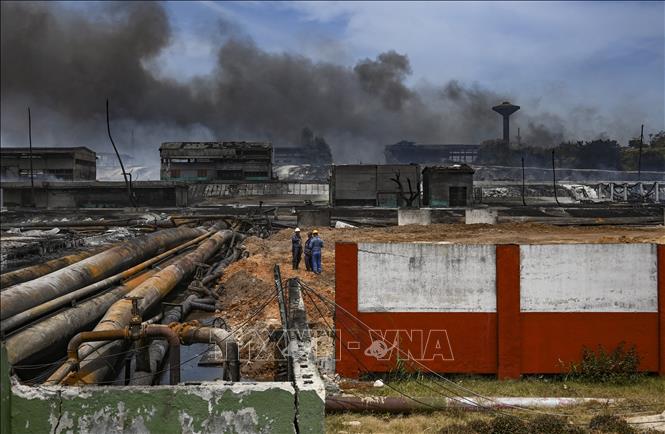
left=66, top=325, right=181, bottom=385
left=200, top=241, right=244, bottom=286
left=128, top=295, right=198, bottom=386
left=4, top=266, right=157, bottom=365
left=62, top=230, right=233, bottom=384
left=1, top=230, right=215, bottom=333
left=1, top=226, right=205, bottom=320
left=0, top=248, right=102, bottom=289
left=325, top=395, right=618, bottom=413
left=41, top=247, right=201, bottom=384
left=180, top=326, right=240, bottom=382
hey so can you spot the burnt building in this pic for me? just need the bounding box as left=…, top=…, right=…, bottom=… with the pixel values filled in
left=160, top=141, right=272, bottom=182
left=422, top=164, right=475, bottom=207
left=0, top=147, right=96, bottom=181
left=273, top=128, right=333, bottom=165
left=330, top=164, right=421, bottom=207
left=385, top=141, right=479, bottom=164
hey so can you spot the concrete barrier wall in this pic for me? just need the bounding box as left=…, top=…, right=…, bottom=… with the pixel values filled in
left=357, top=243, right=496, bottom=312
left=520, top=244, right=658, bottom=312
left=335, top=242, right=665, bottom=379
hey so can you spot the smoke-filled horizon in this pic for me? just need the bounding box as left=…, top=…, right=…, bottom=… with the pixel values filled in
left=1, top=2, right=662, bottom=165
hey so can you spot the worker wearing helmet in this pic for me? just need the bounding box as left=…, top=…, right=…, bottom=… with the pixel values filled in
left=291, top=228, right=302, bottom=270
left=309, top=229, right=324, bottom=274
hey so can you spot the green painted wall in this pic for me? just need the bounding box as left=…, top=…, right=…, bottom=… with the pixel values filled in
left=2, top=346, right=305, bottom=434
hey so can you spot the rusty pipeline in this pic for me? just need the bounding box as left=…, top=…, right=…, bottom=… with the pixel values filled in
left=179, top=324, right=240, bottom=382
left=1, top=226, right=206, bottom=321
left=67, top=230, right=233, bottom=384
left=65, top=324, right=181, bottom=385
left=1, top=229, right=215, bottom=334
left=0, top=248, right=102, bottom=289
left=67, top=329, right=129, bottom=368
left=6, top=266, right=158, bottom=367
left=144, top=324, right=181, bottom=385
left=129, top=296, right=201, bottom=386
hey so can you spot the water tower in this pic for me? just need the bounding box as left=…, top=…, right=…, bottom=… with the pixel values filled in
left=492, top=101, right=520, bottom=144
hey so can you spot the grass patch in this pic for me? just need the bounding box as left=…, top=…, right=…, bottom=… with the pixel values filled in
left=327, top=375, right=665, bottom=433
left=352, top=373, right=664, bottom=401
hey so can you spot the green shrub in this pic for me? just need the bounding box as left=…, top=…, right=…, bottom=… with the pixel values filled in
left=467, top=419, right=492, bottom=434
left=567, top=342, right=640, bottom=384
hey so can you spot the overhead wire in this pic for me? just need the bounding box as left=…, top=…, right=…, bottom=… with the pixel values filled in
left=303, top=279, right=665, bottom=420
left=299, top=280, right=572, bottom=418
left=299, top=281, right=509, bottom=415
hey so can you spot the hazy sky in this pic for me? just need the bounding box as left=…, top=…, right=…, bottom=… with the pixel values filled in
left=155, top=1, right=664, bottom=137
left=1, top=1, right=663, bottom=163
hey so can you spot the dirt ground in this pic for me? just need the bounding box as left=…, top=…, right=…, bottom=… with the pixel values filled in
left=216, top=223, right=664, bottom=379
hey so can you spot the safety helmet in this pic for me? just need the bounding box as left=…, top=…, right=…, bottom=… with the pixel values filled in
left=312, top=229, right=319, bottom=234
left=295, top=227, right=301, bottom=232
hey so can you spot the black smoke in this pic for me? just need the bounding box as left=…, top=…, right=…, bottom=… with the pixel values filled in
left=0, top=1, right=612, bottom=165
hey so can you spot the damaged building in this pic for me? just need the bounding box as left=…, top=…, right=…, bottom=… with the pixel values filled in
left=330, top=164, right=421, bottom=207
left=273, top=128, right=333, bottom=166
left=160, top=141, right=273, bottom=182
left=422, top=164, right=475, bottom=207
left=385, top=140, right=479, bottom=164
left=0, top=147, right=96, bottom=181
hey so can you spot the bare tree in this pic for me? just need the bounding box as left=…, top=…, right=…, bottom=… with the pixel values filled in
left=390, top=170, right=420, bottom=208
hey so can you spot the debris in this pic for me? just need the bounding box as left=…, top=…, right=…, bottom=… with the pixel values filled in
left=334, top=221, right=357, bottom=229
left=342, top=421, right=361, bottom=427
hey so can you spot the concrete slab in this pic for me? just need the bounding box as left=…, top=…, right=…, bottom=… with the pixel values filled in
left=465, top=208, right=498, bottom=224
left=398, top=208, right=432, bottom=226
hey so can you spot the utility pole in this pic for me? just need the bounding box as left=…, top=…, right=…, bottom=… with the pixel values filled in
left=552, top=149, right=560, bottom=206
left=521, top=156, right=526, bottom=206
left=106, top=99, right=136, bottom=208
left=28, top=107, right=35, bottom=207
left=638, top=124, right=644, bottom=183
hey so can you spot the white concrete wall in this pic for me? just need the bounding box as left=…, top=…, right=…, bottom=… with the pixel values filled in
left=398, top=209, right=432, bottom=226
left=465, top=209, right=498, bottom=224
left=520, top=244, right=658, bottom=312
left=357, top=243, right=496, bottom=312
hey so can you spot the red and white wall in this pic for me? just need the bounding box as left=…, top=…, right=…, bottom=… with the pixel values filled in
left=334, top=242, right=665, bottom=379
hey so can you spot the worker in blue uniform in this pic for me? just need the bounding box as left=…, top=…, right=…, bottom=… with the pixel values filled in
left=291, top=228, right=302, bottom=270
left=310, top=229, right=324, bottom=274
left=304, top=232, right=313, bottom=272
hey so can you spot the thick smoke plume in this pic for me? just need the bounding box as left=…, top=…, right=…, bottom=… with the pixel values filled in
left=0, top=1, right=634, bottom=165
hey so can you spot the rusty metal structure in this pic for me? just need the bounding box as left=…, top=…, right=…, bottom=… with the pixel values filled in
left=1, top=230, right=215, bottom=333
left=0, top=226, right=204, bottom=321
left=56, top=230, right=234, bottom=384
left=0, top=248, right=99, bottom=289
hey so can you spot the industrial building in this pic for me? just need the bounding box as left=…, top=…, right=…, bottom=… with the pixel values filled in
left=384, top=141, right=479, bottom=164
left=273, top=128, right=333, bottom=166
left=330, top=164, right=421, bottom=207
left=422, top=164, right=475, bottom=207
left=0, top=147, right=96, bottom=181
left=160, top=141, right=272, bottom=182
